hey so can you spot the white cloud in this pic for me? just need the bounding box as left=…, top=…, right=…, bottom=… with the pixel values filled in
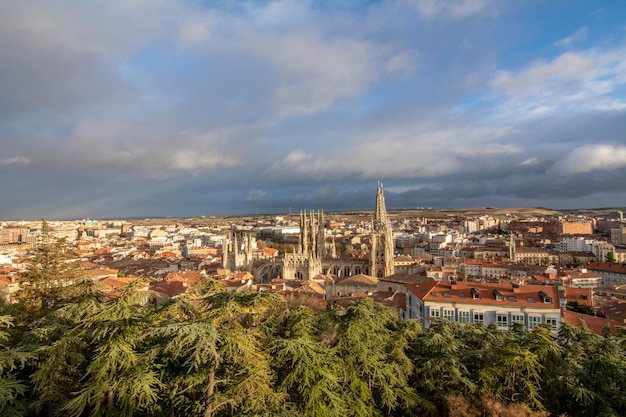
left=488, top=46, right=626, bottom=119
left=1, top=156, right=30, bottom=165
left=0, top=1, right=173, bottom=58
left=269, top=125, right=520, bottom=181
left=253, top=31, right=381, bottom=116
left=22, top=120, right=247, bottom=178
left=171, top=149, right=238, bottom=172
left=518, top=158, right=539, bottom=166
left=283, top=150, right=307, bottom=164
left=247, top=189, right=267, bottom=200
left=179, top=14, right=216, bottom=48
left=386, top=51, right=419, bottom=76
left=406, top=0, right=495, bottom=20
left=245, top=0, right=313, bottom=29
left=550, top=144, right=626, bottom=175
left=490, top=52, right=593, bottom=96
left=553, top=27, right=588, bottom=48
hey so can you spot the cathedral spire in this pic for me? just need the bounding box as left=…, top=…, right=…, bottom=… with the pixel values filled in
left=374, top=181, right=389, bottom=227
left=371, top=182, right=394, bottom=278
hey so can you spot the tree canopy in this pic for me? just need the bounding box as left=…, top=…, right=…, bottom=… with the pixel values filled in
left=2, top=235, right=626, bottom=416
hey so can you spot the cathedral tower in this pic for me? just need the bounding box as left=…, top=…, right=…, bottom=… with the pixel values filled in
left=370, top=183, right=394, bottom=278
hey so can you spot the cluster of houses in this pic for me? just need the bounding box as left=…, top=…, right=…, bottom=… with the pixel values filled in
left=1, top=208, right=626, bottom=335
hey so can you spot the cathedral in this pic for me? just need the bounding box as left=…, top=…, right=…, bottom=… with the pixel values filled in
left=225, top=183, right=395, bottom=281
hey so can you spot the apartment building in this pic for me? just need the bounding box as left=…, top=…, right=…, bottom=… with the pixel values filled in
left=403, top=281, right=561, bottom=332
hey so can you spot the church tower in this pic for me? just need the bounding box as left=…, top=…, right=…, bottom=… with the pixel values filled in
left=370, top=183, right=394, bottom=278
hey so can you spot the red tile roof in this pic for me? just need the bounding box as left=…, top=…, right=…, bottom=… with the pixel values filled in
left=409, top=281, right=560, bottom=309
left=562, top=310, right=625, bottom=335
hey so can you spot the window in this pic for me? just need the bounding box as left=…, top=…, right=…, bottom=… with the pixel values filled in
left=508, top=296, right=517, bottom=302
left=443, top=309, right=455, bottom=321
left=493, top=289, right=504, bottom=301
left=511, top=314, right=525, bottom=325
left=496, top=313, right=508, bottom=328
left=473, top=312, right=484, bottom=324
left=528, top=315, right=542, bottom=329
left=458, top=311, right=470, bottom=324
left=471, top=288, right=481, bottom=299
left=539, top=291, right=552, bottom=304
left=408, top=295, right=412, bottom=306
left=430, top=308, right=440, bottom=318
left=545, top=317, right=558, bottom=329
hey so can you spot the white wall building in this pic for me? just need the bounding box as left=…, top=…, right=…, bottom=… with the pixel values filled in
left=403, top=281, right=561, bottom=332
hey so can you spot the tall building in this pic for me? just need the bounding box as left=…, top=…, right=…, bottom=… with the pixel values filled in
left=370, top=183, right=395, bottom=278
left=222, top=231, right=254, bottom=271
left=250, top=183, right=396, bottom=281
left=281, top=211, right=326, bottom=280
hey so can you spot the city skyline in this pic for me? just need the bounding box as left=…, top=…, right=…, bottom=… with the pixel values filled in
left=2, top=1, right=626, bottom=220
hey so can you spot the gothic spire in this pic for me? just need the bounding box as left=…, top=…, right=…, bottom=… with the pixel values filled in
left=371, top=182, right=394, bottom=278
left=373, top=182, right=389, bottom=229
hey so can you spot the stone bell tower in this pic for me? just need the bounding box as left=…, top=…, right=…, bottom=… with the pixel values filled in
left=370, top=182, right=394, bottom=278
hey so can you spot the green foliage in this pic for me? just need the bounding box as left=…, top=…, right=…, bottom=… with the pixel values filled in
left=15, top=221, right=85, bottom=324
left=0, top=315, right=32, bottom=416
left=266, top=307, right=345, bottom=417
left=411, top=319, right=473, bottom=413
left=5, top=231, right=626, bottom=417
left=566, top=301, right=596, bottom=316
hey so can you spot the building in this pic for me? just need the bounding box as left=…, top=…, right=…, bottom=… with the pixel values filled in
left=403, top=281, right=561, bottom=332
left=222, top=231, right=255, bottom=272
left=512, top=246, right=553, bottom=265
left=610, top=225, right=626, bottom=245
left=561, top=220, right=593, bottom=235
left=252, top=183, right=395, bottom=282
left=585, top=263, right=626, bottom=286
left=370, top=183, right=395, bottom=278
left=559, top=268, right=602, bottom=289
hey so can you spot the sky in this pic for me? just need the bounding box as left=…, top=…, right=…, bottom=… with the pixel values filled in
left=1, top=0, right=626, bottom=220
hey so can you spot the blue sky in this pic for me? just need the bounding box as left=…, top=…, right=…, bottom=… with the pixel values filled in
left=1, top=0, right=626, bottom=220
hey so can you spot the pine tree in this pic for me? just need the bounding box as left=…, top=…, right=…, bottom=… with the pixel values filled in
left=332, top=298, right=423, bottom=416
left=151, top=279, right=286, bottom=417
left=265, top=306, right=346, bottom=417
left=60, top=282, right=162, bottom=417
left=16, top=221, right=83, bottom=319
left=28, top=278, right=109, bottom=416
left=0, top=315, right=31, bottom=416
left=411, top=319, right=474, bottom=414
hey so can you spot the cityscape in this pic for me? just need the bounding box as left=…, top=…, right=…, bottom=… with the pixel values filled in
left=2, top=183, right=626, bottom=415
left=2, top=183, right=626, bottom=328
left=3, top=1, right=626, bottom=416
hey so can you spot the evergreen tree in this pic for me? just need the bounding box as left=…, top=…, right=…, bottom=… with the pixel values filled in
left=332, top=298, right=422, bottom=416
left=411, top=319, right=474, bottom=414
left=151, top=279, right=286, bottom=417
left=0, top=315, right=31, bottom=416
left=60, top=282, right=162, bottom=417
left=27, top=278, right=109, bottom=416
left=16, top=221, right=83, bottom=320
left=265, top=306, right=345, bottom=417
